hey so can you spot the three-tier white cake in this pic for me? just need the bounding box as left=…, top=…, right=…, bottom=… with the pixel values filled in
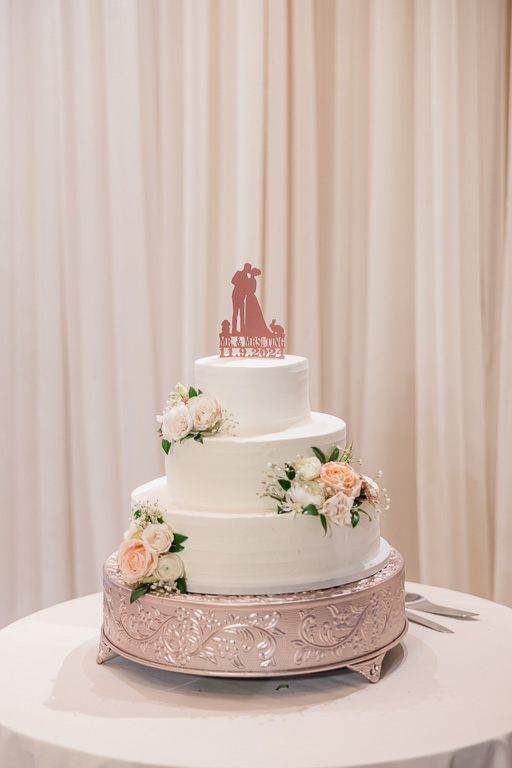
left=98, top=348, right=406, bottom=681
left=131, top=354, right=390, bottom=595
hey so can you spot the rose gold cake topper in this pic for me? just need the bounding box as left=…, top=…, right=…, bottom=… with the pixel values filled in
left=219, top=265, right=285, bottom=358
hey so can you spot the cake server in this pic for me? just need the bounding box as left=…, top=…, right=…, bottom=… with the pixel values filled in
left=405, top=610, right=454, bottom=633
left=405, top=592, right=479, bottom=619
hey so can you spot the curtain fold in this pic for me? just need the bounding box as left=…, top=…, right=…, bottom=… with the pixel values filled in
left=413, top=0, right=493, bottom=596
left=494, top=3, right=512, bottom=606
left=1, top=0, right=511, bottom=628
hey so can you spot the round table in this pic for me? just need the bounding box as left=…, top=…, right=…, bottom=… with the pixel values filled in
left=0, top=583, right=511, bottom=768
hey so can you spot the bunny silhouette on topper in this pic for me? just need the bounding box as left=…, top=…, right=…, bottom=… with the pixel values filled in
left=219, top=266, right=285, bottom=359
left=269, top=319, right=284, bottom=336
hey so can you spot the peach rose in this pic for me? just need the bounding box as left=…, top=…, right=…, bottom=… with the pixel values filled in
left=118, top=538, right=158, bottom=585
left=319, top=462, right=363, bottom=498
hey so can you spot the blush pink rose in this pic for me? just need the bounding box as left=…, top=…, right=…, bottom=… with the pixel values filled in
left=118, top=538, right=158, bottom=585
left=361, top=475, right=380, bottom=507
left=319, top=462, right=363, bottom=498
left=323, top=491, right=354, bottom=526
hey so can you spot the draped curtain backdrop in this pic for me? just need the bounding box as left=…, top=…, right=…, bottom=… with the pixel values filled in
left=1, top=0, right=511, bottom=628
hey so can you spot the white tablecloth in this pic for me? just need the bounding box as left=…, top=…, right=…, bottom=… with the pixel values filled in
left=0, top=583, right=511, bottom=768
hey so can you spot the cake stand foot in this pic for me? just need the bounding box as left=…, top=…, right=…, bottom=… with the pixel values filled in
left=96, top=633, right=118, bottom=664
left=347, top=652, right=386, bottom=683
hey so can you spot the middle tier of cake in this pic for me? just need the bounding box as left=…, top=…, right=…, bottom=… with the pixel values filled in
left=165, top=411, right=347, bottom=511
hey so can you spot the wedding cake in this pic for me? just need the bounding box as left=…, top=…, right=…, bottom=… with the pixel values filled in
left=99, top=267, right=406, bottom=681
left=129, top=354, right=390, bottom=596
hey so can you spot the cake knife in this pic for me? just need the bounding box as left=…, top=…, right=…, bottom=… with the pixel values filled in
left=405, top=610, right=454, bottom=633
left=405, top=592, right=479, bottom=619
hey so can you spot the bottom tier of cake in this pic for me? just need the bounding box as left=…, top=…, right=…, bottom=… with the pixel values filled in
left=97, top=549, right=407, bottom=682
left=132, top=478, right=390, bottom=594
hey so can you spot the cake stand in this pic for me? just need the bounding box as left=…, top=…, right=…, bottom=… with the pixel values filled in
left=97, top=548, right=407, bottom=682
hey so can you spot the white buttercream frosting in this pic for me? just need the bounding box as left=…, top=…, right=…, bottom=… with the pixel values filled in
left=132, top=478, right=389, bottom=595
left=195, top=355, right=310, bottom=436
left=166, top=411, right=346, bottom=510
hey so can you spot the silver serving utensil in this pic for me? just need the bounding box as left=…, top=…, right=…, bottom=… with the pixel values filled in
left=405, top=610, right=454, bottom=633
left=405, top=592, right=479, bottom=619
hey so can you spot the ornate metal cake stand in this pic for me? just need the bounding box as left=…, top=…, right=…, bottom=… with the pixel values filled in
left=97, top=548, right=407, bottom=683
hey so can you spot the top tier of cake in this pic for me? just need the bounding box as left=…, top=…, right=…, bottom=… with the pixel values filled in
left=195, top=355, right=310, bottom=436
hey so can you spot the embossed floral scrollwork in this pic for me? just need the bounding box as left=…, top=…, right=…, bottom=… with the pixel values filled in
left=110, top=599, right=284, bottom=671
left=197, top=612, right=284, bottom=669
left=293, top=585, right=403, bottom=666
left=99, top=549, right=406, bottom=677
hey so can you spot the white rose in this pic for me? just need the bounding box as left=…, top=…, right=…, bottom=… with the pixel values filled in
left=295, top=456, right=322, bottom=481
left=155, top=553, right=185, bottom=582
left=161, top=403, right=193, bottom=441
left=286, top=480, right=326, bottom=510
left=141, top=523, right=174, bottom=554
left=323, top=492, right=354, bottom=526
left=188, top=393, right=222, bottom=431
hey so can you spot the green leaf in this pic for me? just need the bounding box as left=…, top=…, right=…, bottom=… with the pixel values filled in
left=176, top=576, right=187, bottom=593
left=320, top=513, right=328, bottom=534
left=285, top=464, right=296, bottom=480
left=328, top=446, right=340, bottom=462
left=133, top=509, right=141, bottom=518
left=269, top=494, right=285, bottom=502
left=197, top=389, right=203, bottom=395
left=188, top=386, right=198, bottom=398
left=170, top=533, right=188, bottom=552
left=311, top=446, right=327, bottom=464
left=341, top=443, right=353, bottom=463
left=351, top=510, right=360, bottom=528
left=303, top=504, right=319, bottom=516
left=130, top=584, right=151, bottom=603
left=193, top=432, right=204, bottom=444
left=162, top=439, right=171, bottom=455
left=277, top=506, right=284, bottom=514
left=276, top=683, right=289, bottom=690
left=278, top=478, right=291, bottom=491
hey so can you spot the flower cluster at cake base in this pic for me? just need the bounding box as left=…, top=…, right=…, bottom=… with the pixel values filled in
left=117, top=502, right=188, bottom=603
left=261, top=444, right=389, bottom=533
left=157, top=383, right=235, bottom=454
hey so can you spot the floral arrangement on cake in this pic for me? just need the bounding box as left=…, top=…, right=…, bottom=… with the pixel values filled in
left=157, top=383, right=235, bottom=454
left=261, top=444, right=389, bottom=533
left=117, top=502, right=188, bottom=602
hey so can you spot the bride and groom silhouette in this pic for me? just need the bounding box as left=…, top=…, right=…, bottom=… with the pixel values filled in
left=231, top=264, right=270, bottom=337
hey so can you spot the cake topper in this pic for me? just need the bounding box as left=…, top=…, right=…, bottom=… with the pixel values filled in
left=219, top=265, right=285, bottom=358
